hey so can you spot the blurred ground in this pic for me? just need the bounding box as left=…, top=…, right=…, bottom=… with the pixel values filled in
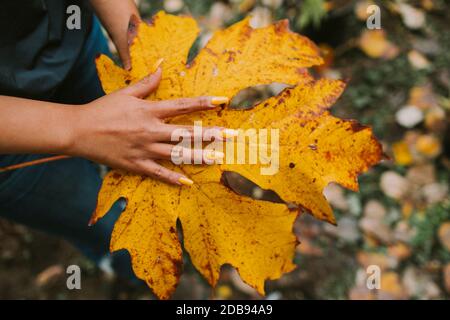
left=0, top=0, right=449, bottom=300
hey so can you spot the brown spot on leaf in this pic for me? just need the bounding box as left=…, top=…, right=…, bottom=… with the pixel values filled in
left=112, top=172, right=122, bottom=179
left=350, top=120, right=368, bottom=132
left=274, top=19, right=289, bottom=33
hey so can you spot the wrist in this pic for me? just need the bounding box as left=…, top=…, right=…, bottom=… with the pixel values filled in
left=59, top=105, right=89, bottom=157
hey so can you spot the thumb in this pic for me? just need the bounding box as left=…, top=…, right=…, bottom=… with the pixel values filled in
left=121, top=14, right=140, bottom=71
left=121, top=66, right=162, bottom=98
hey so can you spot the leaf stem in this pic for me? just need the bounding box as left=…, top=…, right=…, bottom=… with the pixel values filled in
left=0, top=155, right=71, bottom=173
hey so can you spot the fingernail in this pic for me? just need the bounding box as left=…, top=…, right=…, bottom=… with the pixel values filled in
left=205, top=150, right=225, bottom=161
left=220, top=129, right=238, bottom=139
left=211, top=96, right=229, bottom=105
left=178, top=177, right=194, bottom=186
left=152, top=58, right=164, bottom=72
left=88, top=216, right=96, bottom=227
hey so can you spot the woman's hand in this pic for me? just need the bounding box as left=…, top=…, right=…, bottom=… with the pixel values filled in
left=67, top=67, right=231, bottom=186
left=90, top=0, right=140, bottom=70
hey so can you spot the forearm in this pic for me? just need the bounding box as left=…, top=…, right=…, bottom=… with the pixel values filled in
left=90, top=0, right=140, bottom=69
left=0, top=70, right=229, bottom=184
left=0, top=96, right=78, bottom=155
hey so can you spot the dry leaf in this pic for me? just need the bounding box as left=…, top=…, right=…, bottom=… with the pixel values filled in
left=249, top=6, right=273, bottom=28
left=216, top=285, right=233, bottom=299
left=408, top=85, right=438, bottom=110
left=296, top=238, right=324, bottom=256
left=424, top=106, right=446, bottom=132
left=423, top=183, right=448, bottom=205
left=387, top=243, right=412, bottom=262
left=354, top=0, right=375, bottom=21
left=357, top=251, right=391, bottom=271
left=438, top=222, right=450, bottom=251
left=358, top=30, right=399, bottom=59
left=261, top=0, right=283, bottom=9
left=359, top=217, right=393, bottom=244
left=35, top=265, right=64, bottom=287
left=380, top=272, right=407, bottom=299
left=402, top=267, right=441, bottom=299
left=395, top=105, right=424, bottom=128
left=398, top=3, right=426, bottom=30
left=363, top=200, right=386, bottom=220
left=349, top=285, right=376, bottom=300
left=91, top=12, right=382, bottom=299
left=415, top=134, right=441, bottom=158
left=406, top=164, right=436, bottom=186
left=408, top=50, right=431, bottom=69
left=164, top=0, right=184, bottom=12
left=380, top=171, right=409, bottom=200
left=315, top=44, right=334, bottom=74
left=421, top=0, right=435, bottom=11
left=323, top=183, right=349, bottom=211
left=392, top=141, right=413, bottom=166
left=444, top=263, right=450, bottom=293
left=238, top=0, right=256, bottom=13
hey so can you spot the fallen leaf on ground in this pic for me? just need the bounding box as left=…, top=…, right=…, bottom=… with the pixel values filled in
left=422, top=183, right=448, bottom=205
left=323, top=183, right=349, bottom=211
left=164, top=0, right=184, bottom=12
left=380, top=171, right=409, bottom=200
left=406, top=164, right=436, bottom=186
left=408, top=85, right=438, bottom=110
left=392, top=141, right=413, bottom=166
left=388, top=243, right=412, bottom=262
left=35, top=265, right=64, bottom=287
left=216, top=285, right=233, bottom=299
left=438, top=222, right=450, bottom=251
left=415, top=134, right=441, bottom=158
left=296, top=238, right=324, bottom=256
left=335, top=217, right=360, bottom=243
left=424, top=106, right=446, bottom=132
left=348, top=285, right=376, bottom=300
left=394, top=221, right=416, bottom=243
left=380, top=272, right=407, bottom=299
left=363, top=200, right=386, bottom=220
left=398, top=3, right=426, bottom=30
left=421, top=0, right=435, bottom=11
left=359, top=216, right=393, bottom=244
left=408, top=50, right=431, bottom=70
left=354, top=0, right=375, bottom=21
left=395, top=105, right=424, bottom=128
left=357, top=251, right=392, bottom=271
left=402, top=267, right=441, bottom=299
left=444, top=263, right=450, bottom=293
left=358, top=30, right=399, bottom=59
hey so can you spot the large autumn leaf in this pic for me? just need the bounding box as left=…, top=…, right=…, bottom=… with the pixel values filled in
left=91, top=11, right=382, bottom=299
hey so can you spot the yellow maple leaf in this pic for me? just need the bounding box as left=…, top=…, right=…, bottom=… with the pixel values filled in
left=96, top=11, right=322, bottom=97
left=91, top=11, right=382, bottom=299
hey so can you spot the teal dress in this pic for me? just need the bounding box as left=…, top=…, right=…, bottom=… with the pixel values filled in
left=0, top=0, right=134, bottom=280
